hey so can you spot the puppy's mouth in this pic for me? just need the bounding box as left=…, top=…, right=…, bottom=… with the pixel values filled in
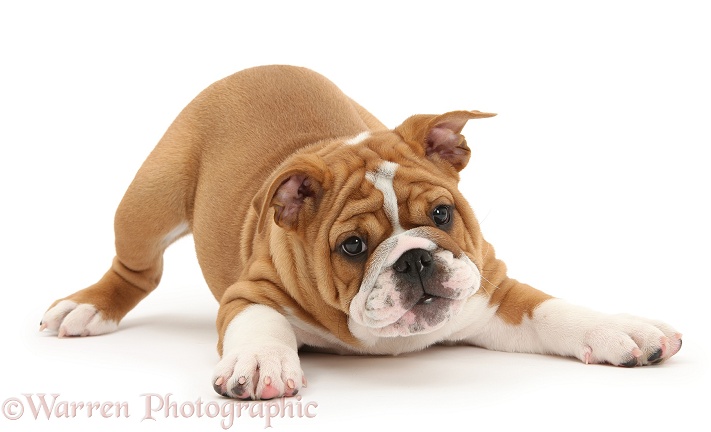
left=374, top=290, right=464, bottom=337
left=417, top=294, right=437, bottom=305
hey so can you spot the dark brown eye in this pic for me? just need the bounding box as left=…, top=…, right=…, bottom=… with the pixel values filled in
left=341, top=236, right=367, bottom=256
left=432, top=205, right=452, bottom=228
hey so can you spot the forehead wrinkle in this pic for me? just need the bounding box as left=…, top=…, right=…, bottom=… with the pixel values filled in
left=324, top=166, right=384, bottom=243
left=394, top=162, right=456, bottom=199
left=401, top=179, right=454, bottom=207
left=328, top=189, right=391, bottom=254
left=336, top=186, right=384, bottom=223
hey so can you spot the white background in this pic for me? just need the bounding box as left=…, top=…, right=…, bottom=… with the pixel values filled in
left=1, top=1, right=709, bottom=431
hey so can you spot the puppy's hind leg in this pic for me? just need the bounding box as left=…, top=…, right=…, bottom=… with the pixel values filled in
left=41, top=128, right=198, bottom=337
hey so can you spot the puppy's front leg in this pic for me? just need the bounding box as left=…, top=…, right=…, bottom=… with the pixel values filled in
left=466, top=280, right=682, bottom=367
left=213, top=301, right=304, bottom=400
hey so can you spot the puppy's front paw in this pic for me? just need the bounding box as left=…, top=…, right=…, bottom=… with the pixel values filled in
left=40, top=300, right=118, bottom=337
left=212, top=344, right=305, bottom=400
left=579, top=315, right=682, bottom=367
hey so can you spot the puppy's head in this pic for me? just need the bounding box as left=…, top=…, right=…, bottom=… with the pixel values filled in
left=257, top=110, right=495, bottom=339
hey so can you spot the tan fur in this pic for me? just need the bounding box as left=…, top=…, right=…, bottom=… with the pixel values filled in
left=45, top=65, right=547, bottom=354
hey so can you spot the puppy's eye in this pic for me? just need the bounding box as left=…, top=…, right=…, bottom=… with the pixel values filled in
left=341, top=236, right=367, bottom=257
left=432, top=205, right=452, bottom=227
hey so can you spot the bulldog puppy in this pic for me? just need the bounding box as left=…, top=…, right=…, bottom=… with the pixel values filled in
left=40, top=65, right=682, bottom=400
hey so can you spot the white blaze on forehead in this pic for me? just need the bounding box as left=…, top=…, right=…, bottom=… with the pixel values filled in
left=365, top=161, right=404, bottom=235
left=344, top=131, right=371, bottom=145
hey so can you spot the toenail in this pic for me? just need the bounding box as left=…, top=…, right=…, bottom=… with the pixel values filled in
left=647, top=348, right=663, bottom=363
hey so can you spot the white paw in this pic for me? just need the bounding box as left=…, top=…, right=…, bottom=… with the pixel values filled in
left=578, top=314, right=682, bottom=367
left=40, top=300, right=118, bottom=337
left=529, top=299, right=683, bottom=367
left=212, top=343, right=305, bottom=400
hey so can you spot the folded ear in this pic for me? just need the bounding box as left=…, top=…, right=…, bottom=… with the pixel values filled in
left=394, top=110, right=496, bottom=171
left=255, top=155, right=330, bottom=233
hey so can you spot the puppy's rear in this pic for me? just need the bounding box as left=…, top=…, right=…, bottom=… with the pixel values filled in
left=40, top=65, right=385, bottom=334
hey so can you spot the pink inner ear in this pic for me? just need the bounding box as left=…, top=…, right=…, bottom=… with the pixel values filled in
left=427, top=127, right=466, bottom=155
left=273, top=174, right=313, bottom=227
left=425, top=125, right=470, bottom=170
left=427, top=127, right=459, bottom=151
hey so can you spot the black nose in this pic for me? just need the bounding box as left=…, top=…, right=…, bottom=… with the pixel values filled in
left=393, top=248, right=434, bottom=281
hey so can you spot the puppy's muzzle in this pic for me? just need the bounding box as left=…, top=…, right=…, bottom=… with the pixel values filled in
left=349, top=227, right=481, bottom=337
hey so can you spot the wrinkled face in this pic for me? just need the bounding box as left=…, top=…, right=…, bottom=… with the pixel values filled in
left=326, top=136, right=482, bottom=338
left=265, top=110, right=494, bottom=340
